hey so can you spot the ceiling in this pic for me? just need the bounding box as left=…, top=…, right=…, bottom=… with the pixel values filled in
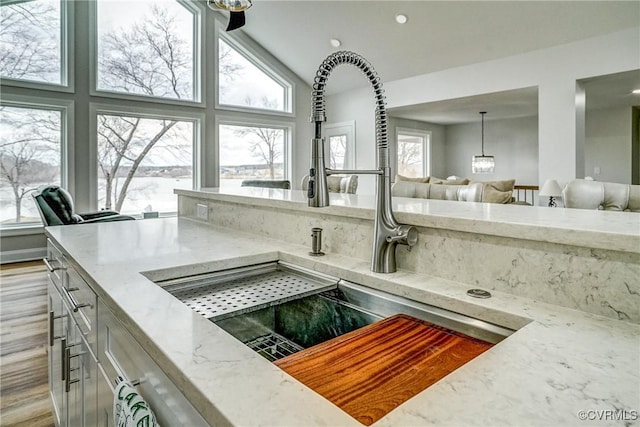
left=239, top=1, right=639, bottom=95
left=234, top=1, right=639, bottom=125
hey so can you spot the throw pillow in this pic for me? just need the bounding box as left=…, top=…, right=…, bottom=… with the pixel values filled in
left=473, top=179, right=516, bottom=204
left=396, top=174, right=429, bottom=183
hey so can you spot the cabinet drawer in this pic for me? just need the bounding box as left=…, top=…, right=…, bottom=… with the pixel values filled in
left=97, top=300, right=210, bottom=427
left=64, top=267, right=97, bottom=358
left=46, top=239, right=67, bottom=290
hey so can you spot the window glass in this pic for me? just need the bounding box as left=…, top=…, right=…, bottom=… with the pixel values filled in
left=0, top=0, right=62, bottom=84
left=96, top=0, right=195, bottom=101
left=219, top=124, right=285, bottom=187
left=218, top=38, right=288, bottom=112
left=97, top=114, right=193, bottom=214
left=0, top=105, right=62, bottom=225
left=397, top=133, right=425, bottom=178
left=328, top=135, right=347, bottom=169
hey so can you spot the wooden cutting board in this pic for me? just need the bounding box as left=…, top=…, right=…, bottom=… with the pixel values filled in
left=275, top=313, right=493, bottom=425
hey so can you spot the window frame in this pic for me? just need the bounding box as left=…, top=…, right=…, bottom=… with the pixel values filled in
left=89, top=0, right=204, bottom=106
left=395, top=127, right=431, bottom=178
left=0, top=93, right=74, bottom=229
left=0, top=0, right=74, bottom=92
left=215, top=28, right=294, bottom=117
left=90, top=103, right=203, bottom=215
left=215, top=114, right=294, bottom=186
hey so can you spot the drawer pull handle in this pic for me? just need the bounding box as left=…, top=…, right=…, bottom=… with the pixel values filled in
left=43, top=258, right=58, bottom=272
left=62, top=286, right=93, bottom=312
left=48, top=311, right=64, bottom=347
left=62, top=341, right=81, bottom=382
left=65, top=346, right=86, bottom=392
left=61, top=338, right=66, bottom=381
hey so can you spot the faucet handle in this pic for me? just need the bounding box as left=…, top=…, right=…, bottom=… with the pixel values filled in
left=386, top=225, right=418, bottom=247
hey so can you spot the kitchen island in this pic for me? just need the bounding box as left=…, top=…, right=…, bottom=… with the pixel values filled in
left=45, top=188, right=640, bottom=426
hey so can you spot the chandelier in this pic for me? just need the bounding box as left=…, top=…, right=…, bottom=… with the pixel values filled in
left=471, top=111, right=495, bottom=174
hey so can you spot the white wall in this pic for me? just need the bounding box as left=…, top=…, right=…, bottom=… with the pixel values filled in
left=585, top=106, right=633, bottom=184
left=327, top=28, right=640, bottom=190
left=445, top=116, right=538, bottom=184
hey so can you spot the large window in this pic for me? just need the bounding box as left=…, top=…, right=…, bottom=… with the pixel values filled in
left=0, top=3, right=297, bottom=233
left=218, top=37, right=290, bottom=113
left=0, top=0, right=64, bottom=85
left=92, top=0, right=202, bottom=217
left=96, top=0, right=197, bottom=101
left=97, top=112, right=195, bottom=215
left=0, top=104, right=63, bottom=225
left=397, top=129, right=430, bottom=178
left=219, top=123, right=287, bottom=187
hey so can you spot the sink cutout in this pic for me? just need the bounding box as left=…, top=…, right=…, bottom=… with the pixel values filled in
left=156, top=261, right=518, bottom=425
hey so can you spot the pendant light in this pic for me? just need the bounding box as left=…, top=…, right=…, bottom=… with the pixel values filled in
left=207, top=0, right=252, bottom=32
left=471, top=111, right=495, bottom=174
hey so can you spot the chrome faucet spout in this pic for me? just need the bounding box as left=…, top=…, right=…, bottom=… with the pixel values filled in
left=307, top=51, right=418, bottom=273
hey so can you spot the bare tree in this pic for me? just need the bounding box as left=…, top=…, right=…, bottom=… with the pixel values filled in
left=329, top=135, right=347, bottom=169
left=233, top=97, right=283, bottom=179
left=98, top=5, right=192, bottom=99
left=218, top=39, right=242, bottom=89
left=97, top=115, right=179, bottom=211
left=0, top=106, right=60, bottom=223
left=96, top=5, right=196, bottom=211
left=0, top=1, right=59, bottom=81
left=96, top=5, right=246, bottom=211
left=397, top=141, right=423, bottom=176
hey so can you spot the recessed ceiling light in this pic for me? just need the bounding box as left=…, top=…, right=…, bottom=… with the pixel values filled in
left=632, top=89, right=640, bottom=95
left=395, top=14, right=408, bottom=24
left=330, top=39, right=341, bottom=48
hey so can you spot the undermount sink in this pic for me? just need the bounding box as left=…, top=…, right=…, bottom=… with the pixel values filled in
left=155, top=261, right=515, bottom=361
left=155, top=261, right=519, bottom=425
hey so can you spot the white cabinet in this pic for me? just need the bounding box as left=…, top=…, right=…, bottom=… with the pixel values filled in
left=46, top=239, right=211, bottom=427
left=97, top=299, right=210, bottom=427
left=47, top=278, right=67, bottom=426
left=65, top=318, right=98, bottom=427
left=46, top=239, right=98, bottom=427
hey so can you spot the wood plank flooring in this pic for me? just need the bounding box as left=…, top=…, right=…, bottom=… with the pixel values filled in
left=0, top=261, right=54, bottom=427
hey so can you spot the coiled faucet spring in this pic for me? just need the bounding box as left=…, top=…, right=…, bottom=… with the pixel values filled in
left=311, top=51, right=389, bottom=167
left=306, top=51, right=417, bottom=273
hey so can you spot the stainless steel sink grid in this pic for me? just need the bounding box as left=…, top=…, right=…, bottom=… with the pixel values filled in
left=244, top=332, right=304, bottom=362
left=157, top=262, right=338, bottom=321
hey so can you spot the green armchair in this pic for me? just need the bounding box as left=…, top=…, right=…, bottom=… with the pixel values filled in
left=33, top=186, right=135, bottom=226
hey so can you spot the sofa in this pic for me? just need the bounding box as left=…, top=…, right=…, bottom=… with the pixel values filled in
left=301, top=175, right=359, bottom=194
left=391, top=175, right=518, bottom=204
left=562, top=179, right=640, bottom=212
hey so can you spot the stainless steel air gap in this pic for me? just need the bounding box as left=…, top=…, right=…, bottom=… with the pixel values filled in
left=309, top=227, right=325, bottom=256
left=307, top=51, right=417, bottom=273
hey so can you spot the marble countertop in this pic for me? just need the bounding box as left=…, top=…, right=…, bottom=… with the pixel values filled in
left=177, top=187, right=640, bottom=254
left=46, top=217, right=640, bottom=426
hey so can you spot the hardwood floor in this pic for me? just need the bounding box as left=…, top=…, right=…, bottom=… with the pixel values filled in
left=0, top=261, right=55, bottom=427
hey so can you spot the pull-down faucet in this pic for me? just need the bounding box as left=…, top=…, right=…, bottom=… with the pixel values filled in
left=307, top=51, right=417, bottom=273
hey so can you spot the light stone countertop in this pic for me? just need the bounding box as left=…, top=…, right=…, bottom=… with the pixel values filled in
left=177, top=187, right=640, bottom=254
left=46, top=217, right=640, bottom=427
